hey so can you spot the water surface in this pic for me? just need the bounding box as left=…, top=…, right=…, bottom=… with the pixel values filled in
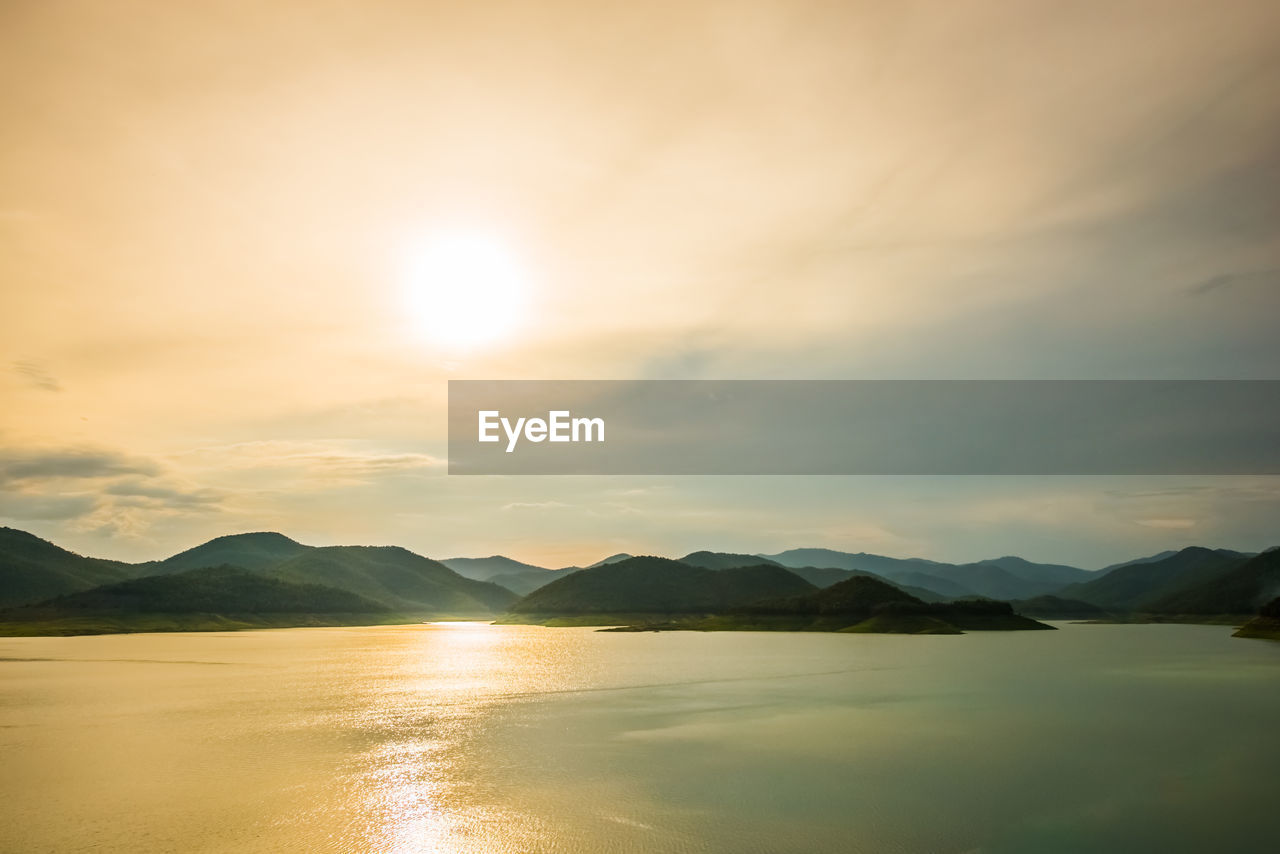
left=2, top=622, right=1276, bottom=852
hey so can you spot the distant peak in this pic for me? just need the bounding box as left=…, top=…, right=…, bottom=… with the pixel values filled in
left=587, top=552, right=633, bottom=568
left=1176, top=545, right=1225, bottom=556
left=200, top=531, right=302, bottom=547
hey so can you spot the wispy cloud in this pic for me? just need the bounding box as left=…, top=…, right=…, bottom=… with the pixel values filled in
left=11, top=361, right=62, bottom=392
left=0, top=446, right=223, bottom=541
left=176, top=440, right=443, bottom=489
left=0, top=492, right=97, bottom=522
left=1135, top=518, right=1199, bottom=530
left=0, top=448, right=159, bottom=483
left=501, top=501, right=572, bottom=512
left=104, top=477, right=223, bottom=508
left=1189, top=268, right=1280, bottom=296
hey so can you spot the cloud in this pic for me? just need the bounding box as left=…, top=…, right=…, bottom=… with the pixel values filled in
left=11, top=360, right=62, bottom=392
left=0, top=448, right=160, bottom=483
left=70, top=505, right=154, bottom=540
left=0, top=492, right=97, bottom=521
left=0, top=446, right=224, bottom=540
left=1189, top=268, right=1280, bottom=296
left=1135, top=518, right=1199, bottom=530
left=180, top=440, right=441, bottom=480
left=104, top=477, right=223, bottom=508
left=501, top=501, right=573, bottom=512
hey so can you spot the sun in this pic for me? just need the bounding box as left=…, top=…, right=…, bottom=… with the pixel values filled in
left=400, top=229, right=532, bottom=352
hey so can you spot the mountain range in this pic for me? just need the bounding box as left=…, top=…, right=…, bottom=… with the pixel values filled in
left=2, top=527, right=1277, bottom=636
left=0, top=527, right=515, bottom=633
left=1054, top=547, right=1250, bottom=612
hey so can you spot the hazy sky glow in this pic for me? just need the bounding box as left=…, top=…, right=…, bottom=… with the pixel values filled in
left=2, top=0, right=1278, bottom=566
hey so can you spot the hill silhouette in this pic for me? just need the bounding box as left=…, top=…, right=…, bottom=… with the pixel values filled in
left=761, top=547, right=1082, bottom=600
left=0, top=565, right=392, bottom=635
left=508, top=556, right=815, bottom=616
left=745, top=573, right=923, bottom=616
left=586, top=552, right=633, bottom=568
left=143, top=532, right=312, bottom=574
left=0, top=527, right=137, bottom=608
left=12, top=565, right=387, bottom=616
left=441, top=556, right=580, bottom=594
left=482, top=568, right=579, bottom=595
left=513, top=562, right=1052, bottom=634
left=739, top=575, right=1050, bottom=631
left=442, top=554, right=560, bottom=580
left=270, top=546, right=517, bottom=613
left=1057, top=547, right=1249, bottom=611
left=678, top=551, right=784, bottom=570
left=1145, top=548, right=1280, bottom=616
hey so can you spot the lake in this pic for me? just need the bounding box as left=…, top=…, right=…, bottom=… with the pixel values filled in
left=1, top=622, right=1277, bottom=853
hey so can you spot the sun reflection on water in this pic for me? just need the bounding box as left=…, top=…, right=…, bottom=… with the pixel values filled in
left=342, top=621, right=564, bottom=854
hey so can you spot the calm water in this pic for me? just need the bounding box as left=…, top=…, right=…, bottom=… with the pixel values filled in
left=1, top=622, right=1277, bottom=853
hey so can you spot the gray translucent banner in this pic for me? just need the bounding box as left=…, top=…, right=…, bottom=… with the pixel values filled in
left=447, top=380, right=1280, bottom=475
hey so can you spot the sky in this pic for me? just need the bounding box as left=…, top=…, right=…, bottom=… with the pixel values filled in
left=2, top=0, right=1278, bottom=569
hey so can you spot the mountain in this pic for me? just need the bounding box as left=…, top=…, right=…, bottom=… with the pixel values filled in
left=9, top=565, right=387, bottom=617
left=970, top=556, right=1092, bottom=586
left=745, top=573, right=925, bottom=616
left=269, top=546, right=517, bottom=613
left=771, top=565, right=947, bottom=602
left=441, top=555, right=557, bottom=581
left=574, top=570, right=1053, bottom=634
left=441, top=555, right=580, bottom=594
left=892, top=571, right=977, bottom=599
left=484, top=567, right=579, bottom=596
left=941, top=562, right=1061, bottom=600
left=0, top=565, right=390, bottom=636
left=507, top=556, right=816, bottom=617
left=1098, top=550, right=1179, bottom=573
left=781, top=566, right=855, bottom=588
left=731, top=574, right=1053, bottom=633
left=586, top=553, right=633, bottom=568
left=1233, top=596, right=1280, bottom=641
left=679, top=551, right=783, bottom=570
left=144, top=532, right=313, bottom=574
left=762, top=549, right=974, bottom=597
left=1057, top=547, right=1249, bottom=612
left=761, top=548, right=944, bottom=576
left=0, top=527, right=138, bottom=608
left=1145, top=548, right=1280, bottom=616
left=761, top=547, right=1063, bottom=600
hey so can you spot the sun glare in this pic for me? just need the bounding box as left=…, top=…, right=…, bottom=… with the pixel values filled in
left=401, top=229, right=532, bottom=352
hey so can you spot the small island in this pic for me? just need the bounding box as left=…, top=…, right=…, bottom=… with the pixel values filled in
left=1233, top=597, right=1280, bottom=641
